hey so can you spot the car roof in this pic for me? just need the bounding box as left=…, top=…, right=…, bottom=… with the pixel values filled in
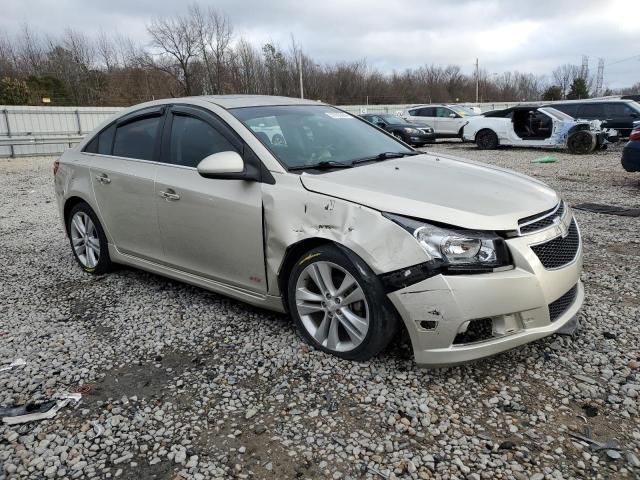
left=550, top=99, right=636, bottom=105
left=199, top=95, right=322, bottom=109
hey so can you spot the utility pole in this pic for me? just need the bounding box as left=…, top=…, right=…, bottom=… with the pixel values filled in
left=298, top=51, right=304, bottom=99
left=475, top=58, right=479, bottom=104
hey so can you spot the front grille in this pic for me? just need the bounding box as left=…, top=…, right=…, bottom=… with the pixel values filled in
left=519, top=201, right=565, bottom=234
left=531, top=219, right=580, bottom=269
left=549, top=285, right=578, bottom=322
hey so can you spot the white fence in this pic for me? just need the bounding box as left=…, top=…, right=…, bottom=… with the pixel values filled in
left=0, top=101, right=545, bottom=158
left=0, top=106, right=122, bottom=157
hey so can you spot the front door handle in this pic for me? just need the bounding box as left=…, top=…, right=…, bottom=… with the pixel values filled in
left=95, top=174, right=111, bottom=184
left=159, top=189, right=180, bottom=201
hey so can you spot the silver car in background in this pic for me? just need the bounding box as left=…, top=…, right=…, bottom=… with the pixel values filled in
left=399, top=104, right=478, bottom=139
left=54, top=95, right=584, bottom=366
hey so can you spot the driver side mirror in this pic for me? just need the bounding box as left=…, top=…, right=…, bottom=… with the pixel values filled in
left=631, top=113, right=639, bottom=118
left=376, top=121, right=387, bottom=128
left=448, top=113, right=457, bottom=118
left=197, top=151, right=245, bottom=179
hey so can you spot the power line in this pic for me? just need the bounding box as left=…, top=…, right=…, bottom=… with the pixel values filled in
left=607, top=54, right=640, bottom=66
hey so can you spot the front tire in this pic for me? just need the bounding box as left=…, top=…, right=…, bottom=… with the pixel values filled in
left=66, top=202, right=112, bottom=275
left=476, top=129, right=499, bottom=150
left=287, top=244, right=398, bottom=361
left=567, top=130, right=596, bottom=154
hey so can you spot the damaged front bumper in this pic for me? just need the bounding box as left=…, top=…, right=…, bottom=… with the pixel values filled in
left=386, top=218, right=584, bottom=367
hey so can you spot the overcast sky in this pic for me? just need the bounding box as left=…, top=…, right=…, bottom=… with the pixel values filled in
left=2, top=0, right=638, bottom=88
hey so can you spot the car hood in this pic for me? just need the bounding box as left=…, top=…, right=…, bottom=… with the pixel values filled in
left=300, top=153, right=559, bottom=231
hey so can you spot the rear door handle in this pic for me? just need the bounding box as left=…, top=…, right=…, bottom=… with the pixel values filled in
left=95, top=174, right=111, bottom=184
left=159, top=189, right=180, bottom=201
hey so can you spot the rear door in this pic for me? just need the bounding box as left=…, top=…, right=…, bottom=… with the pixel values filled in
left=154, top=105, right=266, bottom=291
left=90, top=107, right=165, bottom=261
left=406, top=107, right=436, bottom=128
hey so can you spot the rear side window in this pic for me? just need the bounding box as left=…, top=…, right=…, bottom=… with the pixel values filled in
left=577, top=104, right=606, bottom=118
left=418, top=108, right=435, bottom=116
left=169, top=115, right=236, bottom=168
left=113, top=116, right=162, bottom=160
left=553, top=104, right=578, bottom=117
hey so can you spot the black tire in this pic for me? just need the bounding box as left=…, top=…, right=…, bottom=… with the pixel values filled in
left=66, top=202, right=113, bottom=275
left=287, top=244, right=398, bottom=361
left=476, top=129, right=499, bottom=150
left=567, top=130, right=596, bottom=154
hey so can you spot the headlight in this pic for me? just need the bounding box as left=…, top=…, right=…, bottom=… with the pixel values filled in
left=403, top=127, right=420, bottom=134
left=384, top=213, right=511, bottom=271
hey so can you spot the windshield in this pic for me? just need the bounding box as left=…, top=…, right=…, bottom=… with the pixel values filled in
left=541, top=107, right=574, bottom=121
left=448, top=105, right=478, bottom=116
left=231, top=105, right=412, bottom=169
left=380, top=115, right=408, bottom=124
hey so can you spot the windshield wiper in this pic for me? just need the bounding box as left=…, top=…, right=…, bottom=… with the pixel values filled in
left=351, top=151, right=419, bottom=165
left=288, top=161, right=353, bottom=171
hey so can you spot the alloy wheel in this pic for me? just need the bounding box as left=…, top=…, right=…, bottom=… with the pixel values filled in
left=295, top=261, right=370, bottom=352
left=70, top=211, right=100, bottom=268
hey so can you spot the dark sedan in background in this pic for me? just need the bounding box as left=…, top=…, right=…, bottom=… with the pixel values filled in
left=547, top=99, right=640, bottom=138
left=360, top=113, right=436, bottom=146
left=621, top=122, right=640, bottom=172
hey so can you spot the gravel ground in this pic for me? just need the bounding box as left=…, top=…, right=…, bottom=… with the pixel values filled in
left=1, top=142, right=639, bottom=480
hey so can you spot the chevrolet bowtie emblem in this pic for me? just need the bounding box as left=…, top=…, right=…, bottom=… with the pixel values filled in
left=553, top=216, right=569, bottom=238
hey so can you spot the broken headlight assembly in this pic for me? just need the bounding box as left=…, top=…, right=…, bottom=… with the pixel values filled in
left=384, top=213, right=512, bottom=273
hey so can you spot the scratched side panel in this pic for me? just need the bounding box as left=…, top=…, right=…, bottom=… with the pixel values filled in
left=262, top=174, right=427, bottom=296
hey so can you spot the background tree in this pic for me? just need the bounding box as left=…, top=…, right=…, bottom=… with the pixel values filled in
left=0, top=77, right=30, bottom=104
left=542, top=85, right=563, bottom=101
left=567, top=77, right=589, bottom=100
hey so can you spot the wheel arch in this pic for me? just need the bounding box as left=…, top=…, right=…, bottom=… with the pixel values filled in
left=277, top=237, right=338, bottom=310
left=475, top=127, right=498, bottom=142
left=63, top=196, right=91, bottom=230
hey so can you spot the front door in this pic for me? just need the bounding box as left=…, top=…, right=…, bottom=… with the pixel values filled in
left=155, top=105, right=266, bottom=292
left=434, top=107, right=462, bottom=135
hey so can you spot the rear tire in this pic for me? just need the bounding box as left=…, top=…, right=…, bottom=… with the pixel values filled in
left=476, top=129, right=499, bottom=150
left=66, top=202, right=113, bottom=275
left=287, top=244, right=398, bottom=361
left=567, top=130, right=596, bottom=154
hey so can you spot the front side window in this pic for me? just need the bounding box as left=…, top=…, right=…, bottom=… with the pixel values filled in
left=231, top=105, right=412, bottom=169
left=113, top=116, right=161, bottom=161
left=436, top=107, right=455, bottom=118
left=169, top=115, right=236, bottom=168
left=607, top=103, right=636, bottom=117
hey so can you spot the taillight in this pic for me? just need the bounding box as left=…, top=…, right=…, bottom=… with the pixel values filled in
left=53, top=159, right=60, bottom=175
left=630, top=129, right=640, bottom=142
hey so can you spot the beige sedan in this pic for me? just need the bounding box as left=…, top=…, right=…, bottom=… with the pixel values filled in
left=54, top=95, right=584, bottom=366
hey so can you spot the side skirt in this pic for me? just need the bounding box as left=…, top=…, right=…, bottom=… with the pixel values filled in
left=108, top=244, right=287, bottom=313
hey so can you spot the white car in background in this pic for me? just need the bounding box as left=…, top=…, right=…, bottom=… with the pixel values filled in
left=399, top=104, right=478, bottom=139
left=462, top=105, right=615, bottom=154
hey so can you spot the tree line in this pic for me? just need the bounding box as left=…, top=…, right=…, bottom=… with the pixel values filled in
left=0, top=4, right=637, bottom=106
